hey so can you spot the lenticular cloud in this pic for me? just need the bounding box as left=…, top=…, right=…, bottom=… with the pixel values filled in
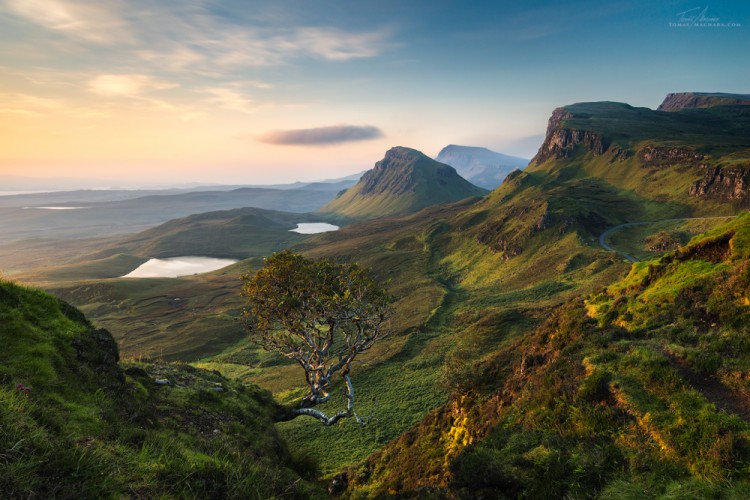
left=259, top=125, right=383, bottom=145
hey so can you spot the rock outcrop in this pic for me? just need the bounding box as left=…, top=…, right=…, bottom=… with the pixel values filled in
left=533, top=108, right=610, bottom=164
left=689, top=164, right=750, bottom=206
left=657, top=92, right=750, bottom=112
left=638, top=145, right=705, bottom=167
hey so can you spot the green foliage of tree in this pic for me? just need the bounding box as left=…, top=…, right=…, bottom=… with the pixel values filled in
left=242, top=251, right=390, bottom=426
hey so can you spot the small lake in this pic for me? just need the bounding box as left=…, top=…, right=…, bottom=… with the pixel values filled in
left=123, top=257, right=239, bottom=278
left=289, top=222, right=340, bottom=234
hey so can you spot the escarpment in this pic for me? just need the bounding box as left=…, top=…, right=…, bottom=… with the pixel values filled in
left=690, top=164, right=750, bottom=206
left=533, top=108, right=610, bottom=164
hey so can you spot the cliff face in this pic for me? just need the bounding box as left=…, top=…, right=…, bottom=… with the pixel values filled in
left=690, top=164, right=750, bottom=206
left=638, top=145, right=705, bottom=167
left=532, top=108, right=610, bottom=164
left=657, top=92, right=750, bottom=112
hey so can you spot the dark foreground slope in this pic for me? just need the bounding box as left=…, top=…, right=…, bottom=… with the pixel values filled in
left=320, top=146, right=486, bottom=220
left=342, top=212, right=750, bottom=499
left=0, top=280, right=322, bottom=498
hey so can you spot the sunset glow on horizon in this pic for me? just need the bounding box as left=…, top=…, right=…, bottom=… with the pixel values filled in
left=1, top=0, right=748, bottom=186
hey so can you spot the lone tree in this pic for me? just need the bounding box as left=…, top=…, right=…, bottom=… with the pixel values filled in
left=241, top=251, right=391, bottom=426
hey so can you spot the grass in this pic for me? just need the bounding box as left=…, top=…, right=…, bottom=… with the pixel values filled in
left=0, top=279, right=324, bottom=498
left=320, top=147, right=486, bottom=220
left=605, top=218, right=737, bottom=262
left=341, top=208, right=750, bottom=497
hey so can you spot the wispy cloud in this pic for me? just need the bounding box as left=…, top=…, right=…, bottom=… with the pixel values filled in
left=87, top=74, right=178, bottom=97
left=258, top=125, right=384, bottom=146
left=3, top=0, right=132, bottom=44
left=3, top=0, right=393, bottom=70
left=203, top=87, right=263, bottom=114
left=281, top=27, right=392, bottom=62
left=0, top=92, right=103, bottom=117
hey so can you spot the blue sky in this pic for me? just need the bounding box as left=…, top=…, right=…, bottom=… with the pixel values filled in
left=0, top=0, right=748, bottom=184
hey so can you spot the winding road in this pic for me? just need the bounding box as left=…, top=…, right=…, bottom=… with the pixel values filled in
left=598, top=216, right=738, bottom=263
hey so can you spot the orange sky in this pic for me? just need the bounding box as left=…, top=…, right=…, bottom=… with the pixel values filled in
left=2, top=0, right=746, bottom=185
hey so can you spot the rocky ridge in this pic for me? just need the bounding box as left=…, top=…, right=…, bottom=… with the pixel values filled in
left=657, top=92, right=750, bottom=112
left=532, top=108, right=610, bottom=164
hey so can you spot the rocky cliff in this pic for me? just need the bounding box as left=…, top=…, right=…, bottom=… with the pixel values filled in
left=657, top=92, right=750, bottom=112
left=637, top=145, right=705, bottom=167
left=690, top=164, right=750, bottom=207
left=532, top=108, right=610, bottom=164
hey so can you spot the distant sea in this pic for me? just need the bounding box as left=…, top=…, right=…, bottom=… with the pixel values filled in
left=0, top=191, right=50, bottom=196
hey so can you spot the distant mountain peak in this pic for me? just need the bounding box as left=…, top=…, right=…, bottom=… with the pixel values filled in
left=319, top=146, right=486, bottom=220
left=435, top=144, right=529, bottom=189
left=359, top=146, right=457, bottom=196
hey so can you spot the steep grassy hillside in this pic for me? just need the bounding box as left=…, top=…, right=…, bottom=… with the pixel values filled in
left=342, top=212, right=750, bottom=498
left=263, top=98, right=750, bottom=475
left=0, top=279, right=322, bottom=498
left=320, top=146, right=487, bottom=220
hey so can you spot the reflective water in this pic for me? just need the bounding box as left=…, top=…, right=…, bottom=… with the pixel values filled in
left=123, top=256, right=238, bottom=278
left=289, top=222, right=340, bottom=234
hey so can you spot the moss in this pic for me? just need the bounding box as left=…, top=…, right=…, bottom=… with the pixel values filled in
left=0, top=280, right=324, bottom=498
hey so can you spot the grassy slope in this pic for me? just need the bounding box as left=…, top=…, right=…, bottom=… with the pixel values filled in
left=210, top=186, right=630, bottom=473
left=320, top=147, right=486, bottom=220
left=0, top=280, right=323, bottom=498
left=527, top=102, right=750, bottom=221
left=7, top=207, right=329, bottom=282
left=343, top=213, right=750, bottom=499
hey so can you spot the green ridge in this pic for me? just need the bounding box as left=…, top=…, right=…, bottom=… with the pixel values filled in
left=0, top=280, right=323, bottom=498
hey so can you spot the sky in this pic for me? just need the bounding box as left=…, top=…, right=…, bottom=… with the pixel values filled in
left=0, top=0, right=748, bottom=186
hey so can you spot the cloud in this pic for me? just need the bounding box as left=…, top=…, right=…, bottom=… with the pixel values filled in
left=292, top=27, right=391, bottom=61
left=203, top=87, right=261, bottom=114
left=258, top=125, right=384, bottom=146
left=3, top=0, right=131, bottom=44
left=87, top=74, right=178, bottom=97
left=0, top=92, right=103, bottom=117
